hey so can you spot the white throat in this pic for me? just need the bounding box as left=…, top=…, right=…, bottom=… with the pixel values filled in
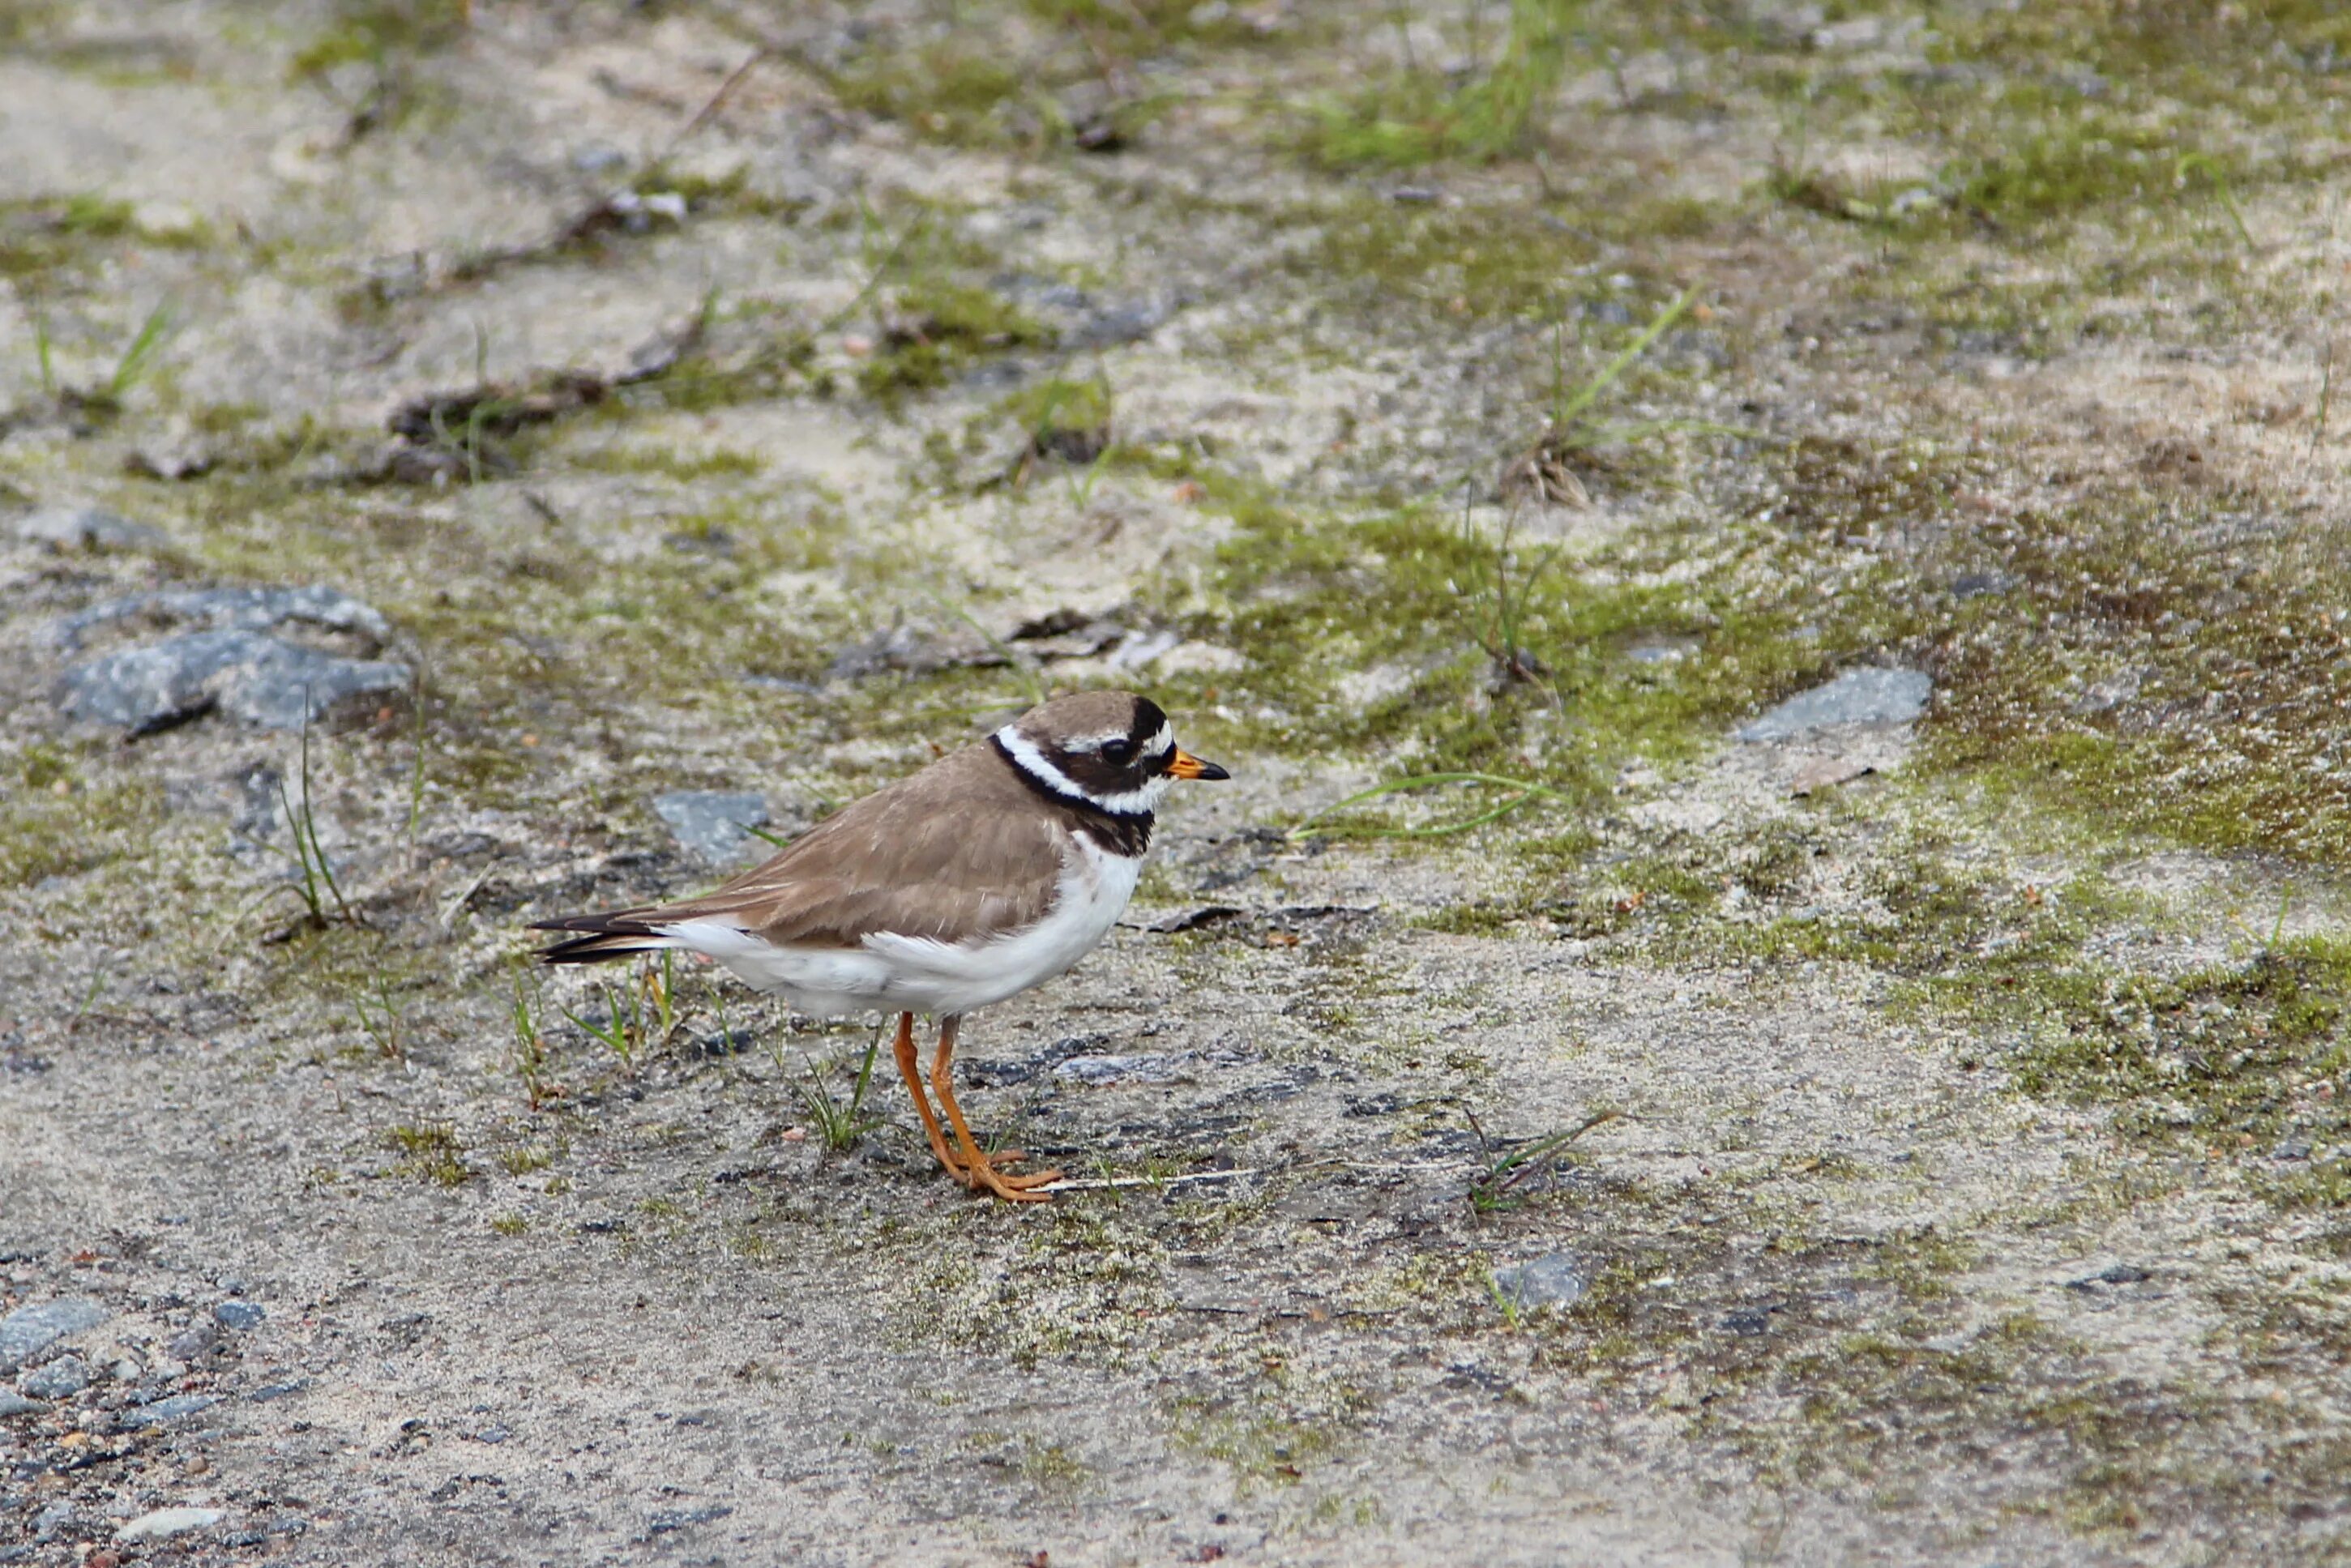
left=994, top=725, right=1173, bottom=817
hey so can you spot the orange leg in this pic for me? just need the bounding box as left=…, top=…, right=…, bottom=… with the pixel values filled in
left=930, top=1015, right=1062, bottom=1201
left=891, top=1011, right=969, bottom=1183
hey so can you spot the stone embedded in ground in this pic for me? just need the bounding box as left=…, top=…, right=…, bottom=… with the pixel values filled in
left=58, top=630, right=412, bottom=733
left=825, top=622, right=962, bottom=681
left=1737, top=667, right=1934, bottom=741
left=53, top=584, right=394, bottom=651
left=116, top=1506, right=227, bottom=1541
left=128, top=423, right=216, bottom=480
left=169, top=1322, right=220, bottom=1361
left=653, top=791, right=772, bottom=865
left=647, top=1504, right=733, bottom=1536
left=13, top=505, right=170, bottom=553
left=213, top=1300, right=265, bottom=1331
left=0, top=1391, right=45, bottom=1418
left=32, top=1500, right=75, bottom=1540
left=0, top=1297, right=109, bottom=1372
left=1052, top=1052, right=1193, bottom=1086
left=131, top=1393, right=223, bottom=1425
left=1491, top=1253, right=1587, bottom=1313
left=19, top=1354, right=92, bottom=1399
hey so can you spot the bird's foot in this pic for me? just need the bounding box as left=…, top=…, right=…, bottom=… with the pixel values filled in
left=955, top=1148, right=1063, bottom=1201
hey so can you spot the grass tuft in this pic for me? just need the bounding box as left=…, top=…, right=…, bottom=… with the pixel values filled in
left=788, top=1030, right=884, bottom=1152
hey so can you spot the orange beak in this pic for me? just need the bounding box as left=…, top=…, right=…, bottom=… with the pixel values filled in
left=1165, top=748, right=1229, bottom=781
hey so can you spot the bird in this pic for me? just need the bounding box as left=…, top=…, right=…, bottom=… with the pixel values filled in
left=530, top=690, right=1229, bottom=1202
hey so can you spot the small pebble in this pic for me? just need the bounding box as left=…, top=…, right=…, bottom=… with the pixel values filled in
left=652, top=791, right=772, bottom=865
left=132, top=1393, right=223, bottom=1425
left=169, top=1323, right=220, bottom=1361
left=117, top=1506, right=225, bottom=1541
left=213, top=1301, right=265, bottom=1331
left=1492, top=1253, right=1587, bottom=1313
left=32, top=1500, right=75, bottom=1540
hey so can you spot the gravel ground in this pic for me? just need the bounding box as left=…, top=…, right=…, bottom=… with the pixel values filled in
left=6, top=3, right=2351, bottom=1564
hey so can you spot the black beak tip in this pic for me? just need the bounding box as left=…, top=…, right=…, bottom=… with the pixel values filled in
left=1197, top=760, right=1231, bottom=782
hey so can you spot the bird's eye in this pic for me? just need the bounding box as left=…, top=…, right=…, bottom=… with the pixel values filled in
left=1101, top=738, right=1134, bottom=764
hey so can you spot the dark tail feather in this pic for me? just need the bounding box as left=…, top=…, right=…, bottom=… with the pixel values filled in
left=530, top=911, right=674, bottom=966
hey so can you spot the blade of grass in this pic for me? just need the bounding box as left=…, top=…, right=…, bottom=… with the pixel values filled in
left=1470, top=1109, right=1626, bottom=1211
left=2174, top=153, right=2255, bottom=251
left=1289, top=771, right=1581, bottom=841
left=1552, top=284, right=1698, bottom=431
left=107, top=298, right=177, bottom=400
left=404, top=667, right=430, bottom=851
left=33, top=301, right=57, bottom=398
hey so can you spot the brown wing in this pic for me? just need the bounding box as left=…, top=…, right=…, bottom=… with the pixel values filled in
left=547, top=743, right=1069, bottom=951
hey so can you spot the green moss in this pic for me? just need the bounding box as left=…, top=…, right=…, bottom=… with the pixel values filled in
left=387, top=1123, right=468, bottom=1186
left=2007, top=937, right=2351, bottom=1156
left=567, top=442, right=765, bottom=481
left=1002, top=373, right=1113, bottom=462
left=1297, top=194, right=1598, bottom=323
left=1016, top=1438, right=1089, bottom=1489
left=0, top=193, right=144, bottom=280
left=857, top=280, right=1052, bottom=404
left=1171, top=1406, right=1340, bottom=1485
left=289, top=0, right=468, bottom=80
left=0, top=758, right=165, bottom=888
left=1413, top=901, right=1532, bottom=937
left=834, top=44, right=1027, bottom=147
left=1298, top=0, right=1576, bottom=169
left=1146, top=477, right=1875, bottom=831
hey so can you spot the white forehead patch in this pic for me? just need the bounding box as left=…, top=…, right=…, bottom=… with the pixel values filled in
left=1058, top=721, right=1174, bottom=760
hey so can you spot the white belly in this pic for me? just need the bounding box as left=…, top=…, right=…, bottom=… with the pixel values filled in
left=652, top=837, right=1140, bottom=1019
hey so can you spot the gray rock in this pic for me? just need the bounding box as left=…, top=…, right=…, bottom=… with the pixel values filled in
left=117, top=1506, right=225, bottom=1541
left=14, top=506, right=169, bottom=553
left=827, top=622, right=929, bottom=681
left=213, top=1301, right=265, bottom=1331
left=0, top=1392, right=45, bottom=1418
left=1068, top=293, right=1177, bottom=348
left=128, top=425, right=216, bottom=480
left=130, top=1392, right=222, bottom=1425
left=19, top=1355, right=91, bottom=1400
left=59, top=630, right=412, bottom=733
left=32, top=1500, right=74, bottom=1540
left=0, top=1298, right=109, bottom=1371
left=1737, top=668, right=1932, bottom=741
left=653, top=791, right=772, bottom=865
left=53, top=583, right=392, bottom=651
left=647, top=1504, right=733, bottom=1535
left=169, top=1322, right=220, bottom=1361
left=1053, top=1053, right=1192, bottom=1086
left=1492, top=1252, right=1587, bottom=1313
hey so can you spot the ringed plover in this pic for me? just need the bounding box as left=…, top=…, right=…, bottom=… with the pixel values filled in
left=532, top=690, right=1229, bottom=1201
